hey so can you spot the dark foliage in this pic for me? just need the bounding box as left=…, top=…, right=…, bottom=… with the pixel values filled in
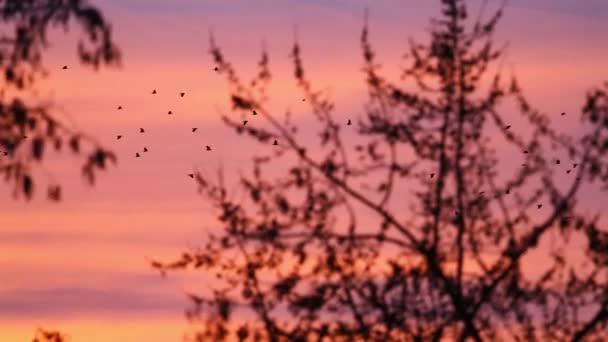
left=31, top=328, right=66, bottom=342
left=0, top=0, right=120, bottom=201
left=156, top=0, right=608, bottom=340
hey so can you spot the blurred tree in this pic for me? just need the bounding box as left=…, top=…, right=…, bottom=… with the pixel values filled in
left=157, top=0, right=608, bottom=340
left=31, top=328, right=66, bottom=342
left=0, top=0, right=121, bottom=201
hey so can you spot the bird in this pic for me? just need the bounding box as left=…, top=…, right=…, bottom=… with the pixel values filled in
left=136, top=152, right=140, bottom=158
left=116, top=135, right=122, bottom=140
left=180, top=92, right=185, bottom=97
left=192, top=128, right=197, bottom=132
left=243, top=120, right=248, bottom=126
left=140, top=128, right=145, bottom=133
left=151, top=89, right=157, bottom=94
left=523, top=150, right=529, bottom=154
left=561, top=112, right=566, bottom=116
left=273, top=140, right=278, bottom=145
left=143, top=147, right=148, bottom=152
left=556, top=159, right=560, bottom=165
left=566, top=169, right=571, bottom=174
left=253, top=110, right=258, bottom=115
left=573, top=163, right=578, bottom=168
left=188, top=174, right=194, bottom=179
left=430, top=173, right=435, bottom=179
left=506, top=189, right=511, bottom=194
left=302, top=98, right=306, bottom=102
left=206, top=146, right=212, bottom=151
left=537, top=204, right=542, bottom=209
left=168, top=110, right=173, bottom=115
left=62, top=65, right=68, bottom=70
left=505, top=125, right=511, bottom=129
left=3, top=152, right=8, bottom=156
left=117, top=106, right=123, bottom=110
left=347, top=119, right=352, bottom=125
left=213, top=67, right=219, bottom=71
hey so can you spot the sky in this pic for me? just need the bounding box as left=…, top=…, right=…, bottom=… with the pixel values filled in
left=1, top=0, right=607, bottom=341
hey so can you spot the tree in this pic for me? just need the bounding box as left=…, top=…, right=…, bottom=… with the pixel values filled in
left=156, top=0, right=608, bottom=340
left=0, top=0, right=121, bottom=201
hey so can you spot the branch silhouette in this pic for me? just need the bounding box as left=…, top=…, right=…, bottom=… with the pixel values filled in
left=0, top=0, right=121, bottom=201
left=155, top=0, right=608, bottom=340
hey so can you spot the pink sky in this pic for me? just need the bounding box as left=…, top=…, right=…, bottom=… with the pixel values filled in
left=1, top=1, right=607, bottom=340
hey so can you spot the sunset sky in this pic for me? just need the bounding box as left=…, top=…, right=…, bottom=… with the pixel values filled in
left=1, top=0, right=608, bottom=341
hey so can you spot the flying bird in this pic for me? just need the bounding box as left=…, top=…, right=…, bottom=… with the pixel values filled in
left=213, top=67, right=219, bottom=71
left=168, top=110, right=173, bottom=115
left=430, top=173, right=435, bottom=179
left=506, top=189, right=511, bottom=194
left=243, top=120, right=248, bottom=125
left=140, top=128, right=145, bottom=133
left=117, top=106, right=123, bottom=110
left=116, top=135, right=122, bottom=140
left=180, top=92, right=185, bottom=97
left=273, top=140, right=278, bottom=145
left=347, top=119, right=352, bottom=125
left=192, top=128, right=197, bottom=132
left=561, top=112, right=566, bottom=116
left=566, top=169, right=571, bottom=174
left=523, top=150, right=529, bottom=154
left=62, top=65, right=68, bottom=70
left=136, top=152, right=140, bottom=158
left=505, top=125, right=511, bottom=129
left=253, top=110, right=258, bottom=115
left=573, top=163, right=578, bottom=168
left=151, top=89, right=157, bottom=94
left=537, top=204, right=542, bottom=209
left=556, top=159, right=560, bottom=165
left=143, top=147, right=148, bottom=152
left=206, top=146, right=211, bottom=151
left=188, top=174, right=194, bottom=179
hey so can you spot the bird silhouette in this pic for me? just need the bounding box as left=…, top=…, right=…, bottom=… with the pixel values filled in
left=62, top=65, right=68, bottom=70
left=506, top=189, right=510, bottom=194
left=561, top=112, right=566, bottom=116
left=192, top=128, right=197, bottom=132
left=188, top=174, right=194, bottom=178
left=143, top=147, right=148, bottom=152
left=117, top=106, right=123, bottom=110
left=253, top=110, right=258, bottom=115
left=152, top=89, right=157, bottom=94
left=206, top=146, right=212, bottom=151
left=140, top=128, right=145, bottom=133
left=430, top=173, right=435, bottom=178
left=243, top=120, right=248, bottom=125
left=116, top=135, right=122, bottom=140
left=347, top=119, right=352, bottom=125
left=537, top=204, right=542, bottom=209
left=556, top=159, right=560, bottom=165
left=168, top=110, right=173, bottom=115
left=524, top=150, right=529, bottom=154
left=573, top=163, right=578, bottom=168
left=213, top=67, right=219, bottom=71
left=273, top=140, right=278, bottom=145
left=566, top=170, right=571, bottom=174
left=505, top=125, right=511, bottom=129
left=180, top=92, right=185, bottom=97
left=136, top=152, right=140, bottom=158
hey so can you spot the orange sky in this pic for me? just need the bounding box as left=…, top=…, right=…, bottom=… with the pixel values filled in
left=1, top=1, right=607, bottom=341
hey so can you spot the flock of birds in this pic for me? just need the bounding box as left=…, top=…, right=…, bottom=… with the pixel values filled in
left=58, top=65, right=575, bottom=211
left=60, top=64, right=354, bottom=180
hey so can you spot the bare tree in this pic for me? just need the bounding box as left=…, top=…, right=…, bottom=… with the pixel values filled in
left=0, top=0, right=121, bottom=201
left=156, top=0, right=608, bottom=340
